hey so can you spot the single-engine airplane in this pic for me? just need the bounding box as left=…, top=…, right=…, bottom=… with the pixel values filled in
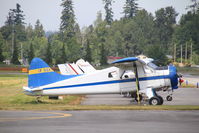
left=23, top=57, right=179, bottom=105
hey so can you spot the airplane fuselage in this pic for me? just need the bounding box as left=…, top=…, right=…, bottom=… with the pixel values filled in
left=25, top=65, right=176, bottom=96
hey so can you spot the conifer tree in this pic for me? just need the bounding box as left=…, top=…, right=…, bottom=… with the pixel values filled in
left=85, top=40, right=92, bottom=62
left=10, top=3, right=25, bottom=64
left=60, top=0, right=75, bottom=39
left=0, top=33, right=4, bottom=63
left=100, top=43, right=107, bottom=65
left=103, top=0, right=114, bottom=24
left=123, top=0, right=139, bottom=18
left=61, top=43, right=67, bottom=63
left=11, top=37, right=20, bottom=64
left=45, top=37, right=52, bottom=65
left=28, top=42, right=34, bottom=64
left=35, top=19, right=45, bottom=38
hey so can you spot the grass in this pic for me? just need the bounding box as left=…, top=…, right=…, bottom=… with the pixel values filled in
left=0, top=74, right=84, bottom=110
left=0, top=74, right=199, bottom=111
left=177, top=66, right=199, bottom=76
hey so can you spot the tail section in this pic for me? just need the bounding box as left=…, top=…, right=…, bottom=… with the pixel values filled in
left=58, top=63, right=84, bottom=75
left=58, top=59, right=96, bottom=75
left=76, top=59, right=96, bottom=73
left=28, top=58, right=77, bottom=88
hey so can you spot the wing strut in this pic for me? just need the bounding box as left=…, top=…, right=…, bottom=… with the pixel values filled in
left=133, top=62, right=141, bottom=105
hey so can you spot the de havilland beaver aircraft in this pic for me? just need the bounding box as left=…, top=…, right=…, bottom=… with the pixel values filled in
left=23, top=57, right=179, bottom=105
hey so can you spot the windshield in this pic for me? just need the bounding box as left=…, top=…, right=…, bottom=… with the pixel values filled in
left=147, top=62, right=158, bottom=70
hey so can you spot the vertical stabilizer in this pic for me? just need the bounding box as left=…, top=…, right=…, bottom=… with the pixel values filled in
left=28, top=58, right=77, bottom=88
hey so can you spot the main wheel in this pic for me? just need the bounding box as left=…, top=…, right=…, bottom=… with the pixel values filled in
left=166, top=95, right=173, bottom=101
left=157, top=95, right=164, bottom=105
left=149, top=97, right=161, bottom=105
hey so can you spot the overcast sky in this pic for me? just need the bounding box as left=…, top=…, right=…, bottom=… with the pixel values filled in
left=0, top=0, right=191, bottom=31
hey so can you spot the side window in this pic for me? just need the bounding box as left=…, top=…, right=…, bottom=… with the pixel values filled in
left=108, top=71, right=117, bottom=78
left=122, top=70, right=135, bottom=79
left=108, top=73, right=113, bottom=78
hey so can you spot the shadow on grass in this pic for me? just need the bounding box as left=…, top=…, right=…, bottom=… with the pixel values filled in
left=24, top=100, right=53, bottom=104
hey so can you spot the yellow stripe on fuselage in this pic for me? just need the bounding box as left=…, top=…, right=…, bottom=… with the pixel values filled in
left=29, top=67, right=53, bottom=75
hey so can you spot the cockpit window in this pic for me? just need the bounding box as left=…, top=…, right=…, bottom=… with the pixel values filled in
left=147, top=62, right=158, bottom=70
left=147, top=62, right=168, bottom=70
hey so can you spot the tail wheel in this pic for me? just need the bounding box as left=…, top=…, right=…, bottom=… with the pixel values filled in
left=149, top=96, right=161, bottom=105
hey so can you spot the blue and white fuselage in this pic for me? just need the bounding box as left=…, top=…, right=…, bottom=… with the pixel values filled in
left=23, top=57, right=179, bottom=105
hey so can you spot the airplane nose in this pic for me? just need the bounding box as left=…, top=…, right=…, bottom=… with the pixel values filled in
left=169, top=65, right=178, bottom=90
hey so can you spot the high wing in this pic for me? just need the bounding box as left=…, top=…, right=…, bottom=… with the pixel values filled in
left=111, top=57, right=148, bottom=68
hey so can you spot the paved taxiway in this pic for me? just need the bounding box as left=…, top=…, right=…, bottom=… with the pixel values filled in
left=1, top=87, right=199, bottom=133
left=81, top=87, right=199, bottom=105
left=0, top=110, right=199, bottom=133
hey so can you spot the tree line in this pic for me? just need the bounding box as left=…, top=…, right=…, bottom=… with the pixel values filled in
left=0, top=0, right=199, bottom=66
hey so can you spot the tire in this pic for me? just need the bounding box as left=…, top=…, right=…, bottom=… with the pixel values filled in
left=149, top=97, right=161, bottom=105
left=166, top=95, right=173, bottom=101
left=157, top=95, right=164, bottom=105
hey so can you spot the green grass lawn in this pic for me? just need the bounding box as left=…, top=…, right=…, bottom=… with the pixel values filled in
left=0, top=74, right=84, bottom=110
left=0, top=74, right=199, bottom=110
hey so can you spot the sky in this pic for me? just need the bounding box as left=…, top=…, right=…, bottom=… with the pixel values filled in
left=0, top=0, right=191, bottom=31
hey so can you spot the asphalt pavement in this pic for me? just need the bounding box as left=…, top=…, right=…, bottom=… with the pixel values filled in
left=81, top=87, right=199, bottom=105
left=0, top=110, right=199, bottom=133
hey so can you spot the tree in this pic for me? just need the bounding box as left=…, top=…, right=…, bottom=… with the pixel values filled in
left=34, top=19, right=45, bottom=38
left=85, top=40, right=92, bottom=62
left=0, top=33, right=5, bottom=63
left=103, top=0, right=114, bottom=24
left=45, top=36, right=52, bottom=65
left=60, top=0, right=81, bottom=62
left=61, top=43, right=67, bottom=63
left=11, top=36, right=20, bottom=64
left=145, top=44, right=168, bottom=65
left=155, top=6, right=178, bottom=51
left=11, top=3, right=26, bottom=42
left=50, top=33, right=65, bottom=64
left=60, top=0, right=76, bottom=39
left=123, top=0, right=139, bottom=18
left=9, top=3, right=26, bottom=64
left=94, top=11, right=103, bottom=27
left=0, top=12, right=14, bottom=60
left=186, top=0, right=199, bottom=14
left=173, top=7, right=199, bottom=58
left=94, top=22, right=108, bottom=65
left=28, top=42, right=34, bottom=64
left=100, top=43, right=107, bottom=65
left=11, top=3, right=25, bottom=25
